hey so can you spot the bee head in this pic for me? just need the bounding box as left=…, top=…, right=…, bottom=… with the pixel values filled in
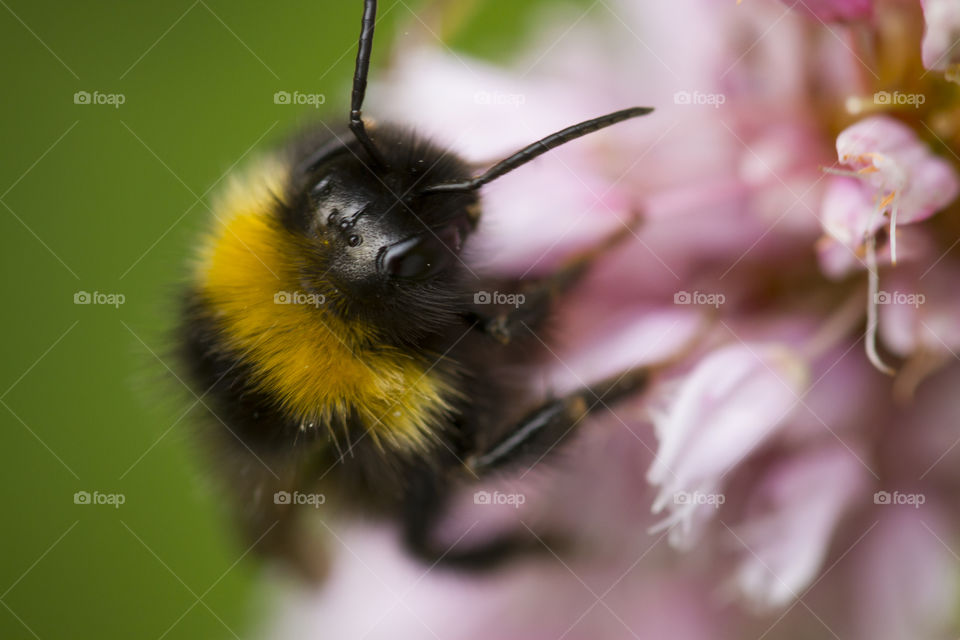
left=280, top=127, right=481, bottom=340
left=305, top=129, right=478, bottom=277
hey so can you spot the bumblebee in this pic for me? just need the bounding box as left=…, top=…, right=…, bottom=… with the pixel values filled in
left=180, top=0, right=654, bottom=579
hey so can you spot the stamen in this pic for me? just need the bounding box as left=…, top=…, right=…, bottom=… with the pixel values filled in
left=854, top=152, right=885, bottom=170
left=888, top=193, right=900, bottom=265
left=864, top=191, right=885, bottom=241
left=864, top=234, right=896, bottom=376
left=821, top=166, right=866, bottom=178
left=821, top=164, right=878, bottom=179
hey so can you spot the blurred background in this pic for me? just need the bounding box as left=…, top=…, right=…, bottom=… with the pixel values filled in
left=0, top=1, right=591, bottom=637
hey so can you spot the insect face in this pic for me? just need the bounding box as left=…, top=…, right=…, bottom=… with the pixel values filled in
left=281, top=132, right=481, bottom=340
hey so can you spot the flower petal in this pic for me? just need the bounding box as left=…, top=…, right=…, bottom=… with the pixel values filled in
left=730, top=445, right=868, bottom=609
left=852, top=505, right=959, bottom=640
left=920, top=0, right=960, bottom=73
left=835, top=116, right=959, bottom=226
left=879, top=264, right=960, bottom=357
left=648, top=344, right=809, bottom=545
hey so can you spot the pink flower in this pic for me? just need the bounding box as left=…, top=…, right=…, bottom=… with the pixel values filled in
left=832, top=116, right=959, bottom=264
left=921, top=0, right=960, bottom=80
left=821, top=116, right=959, bottom=373
left=647, top=344, right=809, bottom=547
left=877, top=264, right=960, bottom=399
left=728, top=445, right=868, bottom=608
left=816, top=178, right=934, bottom=279
left=880, top=266, right=960, bottom=358
left=851, top=507, right=959, bottom=640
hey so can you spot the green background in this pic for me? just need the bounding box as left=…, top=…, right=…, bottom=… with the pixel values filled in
left=0, top=1, right=589, bottom=638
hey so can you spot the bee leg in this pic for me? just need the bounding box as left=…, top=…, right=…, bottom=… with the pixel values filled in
left=469, top=216, right=639, bottom=344
left=400, top=468, right=566, bottom=570
left=466, top=365, right=650, bottom=475
left=399, top=366, right=651, bottom=570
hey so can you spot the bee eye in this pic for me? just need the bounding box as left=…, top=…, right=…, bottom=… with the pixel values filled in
left=378, top=235, right=451, bottom=280
left=311, top=176, right=334, bottom=199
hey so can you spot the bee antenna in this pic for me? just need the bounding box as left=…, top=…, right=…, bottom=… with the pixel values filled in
left=350, top=0, right=388, bottom=170
left=419, top=106, right=654, bottom=194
